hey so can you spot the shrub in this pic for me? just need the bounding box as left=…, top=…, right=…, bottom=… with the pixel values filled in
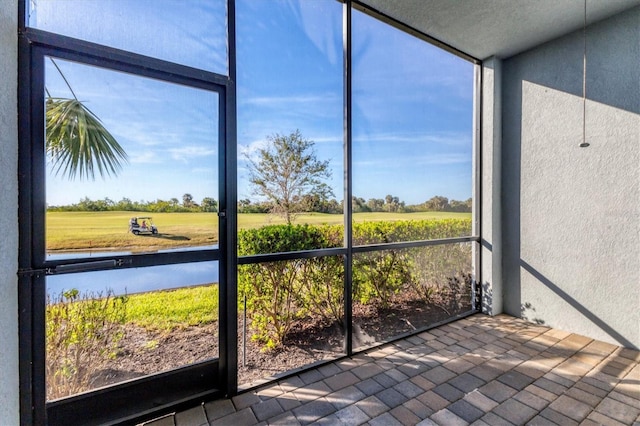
left=298, top=224, right=345, bottom=325
left=352, top=220, right=471, bottom=308
left=408, top=243, right=472, bottom=310
left=352, top=219, right=471, bottom=244
left=238, top=261, right=300, bottom=350
left=238, top=219, right=472, bottom=349
left=298, top=254, right=345, bottom=326
left=352, top=250, right=411, bottom=308
left=238, top=224, right=337, bottom=349
left=46, top=288, right=127, bottom=400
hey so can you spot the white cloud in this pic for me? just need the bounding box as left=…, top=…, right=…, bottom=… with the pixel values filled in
left=354, top=152, right=470, bottom=168
left=108, top=121, right=183, bottom=148
left=416, top=153, right=471, bottom=166
left=238, top=139, right=268, bottom=162
left=310, top=135, right=343, bottom=144
left=128, top=152, right=163, bottom=164
left=242, top=93, right=340, bottom=107
left=168, top=146, right=217, bottom=163
left=353, top=131, right=471, bottom=147
left=191, top=167, right=215, bottom=174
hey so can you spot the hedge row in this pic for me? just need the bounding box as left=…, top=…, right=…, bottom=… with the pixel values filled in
left=238, top=220, right=472, bottom=349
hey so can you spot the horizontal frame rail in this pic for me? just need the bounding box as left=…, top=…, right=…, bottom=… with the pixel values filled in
left=47, top=359, right=220, bottom=426
left=350, top=0, right=480, bottom=65
left=21, top=28, right=231, bottom=88
left=352, top=235, right=479, bottom=254
left=239, top=235, right=479, bottom=265
left=41, top=249, right=221, bottom=275
left=40, top=236, right=480, bottom=273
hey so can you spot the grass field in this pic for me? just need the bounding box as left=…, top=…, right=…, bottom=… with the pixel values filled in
left=46, top=210, right=471, bottom=252
left=125, top=285, right=219, bottom=332
left=46, top=211, right=219, bottom=251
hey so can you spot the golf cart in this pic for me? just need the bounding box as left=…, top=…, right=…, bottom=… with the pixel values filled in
left=129, top=216, right=158, bottom=235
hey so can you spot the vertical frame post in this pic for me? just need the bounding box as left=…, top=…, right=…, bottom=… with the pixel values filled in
left=471, top=62, right=482, bottom=311
left=221, top=0, right=239, bottom=397
left=18, top=39, right=48, bottom=424
left=342, top=0, right=353, bottom=356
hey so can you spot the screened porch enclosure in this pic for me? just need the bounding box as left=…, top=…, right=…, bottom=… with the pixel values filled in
left=18, top=1, right=480, bottom=424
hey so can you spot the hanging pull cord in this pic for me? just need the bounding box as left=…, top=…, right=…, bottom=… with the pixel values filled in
left=580, top=0, right=590, bottom=147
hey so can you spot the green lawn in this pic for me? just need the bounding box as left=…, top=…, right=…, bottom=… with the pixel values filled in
left=46, top=211, right=219, bottom=251
left=125, top=285, right=219, bottom=332
left=46, top=211, right=471, bottom=331
left=46, top=210, right=471, bottom=252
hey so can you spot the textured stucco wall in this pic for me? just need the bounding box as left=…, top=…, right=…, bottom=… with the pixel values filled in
left=481, top=57, right=503, bottom=315
left=0, top=0, right=20, bottom=423
left=502, top=7, right=640, bottom=348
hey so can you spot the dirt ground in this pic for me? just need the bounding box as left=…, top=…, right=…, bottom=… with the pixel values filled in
left=88, top=293, right=472, bottom=392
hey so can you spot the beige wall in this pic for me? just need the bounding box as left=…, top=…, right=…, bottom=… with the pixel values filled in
left=480, top=57, right=503, bottom=316
left=501, top=7, right=640, bottom=348
left=0, top=0, right=20, bottom=423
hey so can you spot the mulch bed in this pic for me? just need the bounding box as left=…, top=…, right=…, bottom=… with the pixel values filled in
left=83, top=291, right=471, bottom=394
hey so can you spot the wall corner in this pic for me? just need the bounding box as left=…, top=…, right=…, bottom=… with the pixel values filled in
left=480, top=56, right=503, bottom=316
left=0, top=0, right=20, bottom=423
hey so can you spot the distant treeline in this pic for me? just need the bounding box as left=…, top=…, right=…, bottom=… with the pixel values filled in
left=48, top=194, right=471, bottom=214
left=47, top=194, right=218, bottom=213
left=353, top=195, right=472, bottom=213
left=238, top=194, right=471, bottom=214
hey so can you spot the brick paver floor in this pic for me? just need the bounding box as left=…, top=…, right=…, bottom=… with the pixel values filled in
left=140, top=314, right=640, bottom=425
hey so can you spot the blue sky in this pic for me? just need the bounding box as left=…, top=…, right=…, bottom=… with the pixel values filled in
left=45, top=59, right=220, bottom=206
left=40, top=0, right=473, bottom=207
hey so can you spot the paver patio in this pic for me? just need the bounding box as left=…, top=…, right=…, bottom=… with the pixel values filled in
left=140, top=314, right=640, bottom=425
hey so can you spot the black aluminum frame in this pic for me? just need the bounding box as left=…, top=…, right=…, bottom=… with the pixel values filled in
left=18, top=7, right=236, bottom=423
left=234, top=0, right=483, bottom=388
left=351, top=0, right=481, bottom=65
left=343, top=0, right=354, bottom=356
left=17, top=0, right=481, bottom=424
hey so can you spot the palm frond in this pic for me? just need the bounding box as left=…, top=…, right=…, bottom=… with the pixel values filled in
left=46, top=98, right=128, bottom=180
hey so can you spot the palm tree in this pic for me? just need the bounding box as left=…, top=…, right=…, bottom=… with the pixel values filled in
left=46, top=58, right=128, bottom=180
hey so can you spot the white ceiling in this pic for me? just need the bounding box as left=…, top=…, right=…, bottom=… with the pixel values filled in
left=357, top=0, right=640, bottom=60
